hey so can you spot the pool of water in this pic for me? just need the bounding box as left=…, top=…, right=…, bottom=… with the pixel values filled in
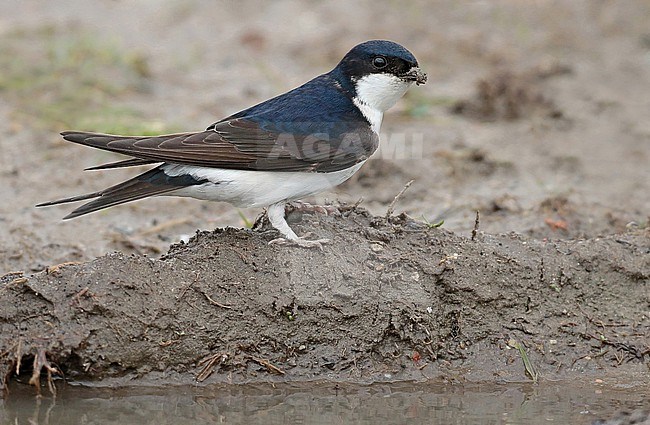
left=1, top=381, right=648, bottom=424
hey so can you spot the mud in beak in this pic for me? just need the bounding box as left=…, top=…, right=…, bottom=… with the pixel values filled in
left=402, top=67, right=427, bottom=85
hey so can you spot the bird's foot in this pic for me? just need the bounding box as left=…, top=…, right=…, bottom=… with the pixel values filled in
left=286, top=201, right=339, bottom=216
left=268, top=234, right=330, bottom=250
left=266, top=203, right=330, bottom=249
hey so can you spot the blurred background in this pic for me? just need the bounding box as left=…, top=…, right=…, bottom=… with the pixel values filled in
left=1, top=0, right=648, bottom=272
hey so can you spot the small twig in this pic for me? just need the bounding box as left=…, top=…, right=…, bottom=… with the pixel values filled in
left=9, top=277, right=28, bottom=285
left=570, top=353, right=593, bottom=368
left=46, top=365, right=57, bottom=396
left=230, top=247, right=249, bottom=263
left=203, top=292, right=232, bottom=309
left=249, top=356, right=286, bottom=375
left=70, top=287, right=94, bottom=307
left=576, top=303, right=629, bottom=328
left=471, top=210, right=480, bottom=241
left=197, top=353, right=228, bottom=382
left=614, top=350, right=624, bottom=366
left=46, top=261, right=82, bottom=276
left=28, top=348, right=59, bottom=397
left=385, top=179, right=414, bottom=220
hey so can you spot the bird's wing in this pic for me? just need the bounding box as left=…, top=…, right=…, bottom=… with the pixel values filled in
left=62, top=116, right=378, bottom=173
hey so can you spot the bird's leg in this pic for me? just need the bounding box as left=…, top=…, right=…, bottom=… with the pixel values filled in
left=286, top=201, right=340, bottom=216
left=267, top=202, right=330, bottom=249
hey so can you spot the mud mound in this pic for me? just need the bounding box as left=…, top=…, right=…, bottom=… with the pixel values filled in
left=1, top=207, right=648, bottom=395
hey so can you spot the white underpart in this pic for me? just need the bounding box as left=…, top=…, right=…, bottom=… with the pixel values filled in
left=163, top=162, right=365, bottom=208
left=353, top=73, right=413, bottom=133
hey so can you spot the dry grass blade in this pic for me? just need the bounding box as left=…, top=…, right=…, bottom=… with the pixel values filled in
left=471, top=210, right=480, bottom=241
left=509, top=339, right=538, bottom=383
left=249, top=356, right=285, bottom=375
left=203, top=292, right=233, bottom=309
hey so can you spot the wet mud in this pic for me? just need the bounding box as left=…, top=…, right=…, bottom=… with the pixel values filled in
left=2, top=207, right=648, bottom=394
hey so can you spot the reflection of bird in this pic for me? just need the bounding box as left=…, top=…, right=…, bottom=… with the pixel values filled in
left=37, top=40, right=427, bottom=248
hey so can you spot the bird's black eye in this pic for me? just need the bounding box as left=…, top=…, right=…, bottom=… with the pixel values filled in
left=372, top=56, right=387, bottom=69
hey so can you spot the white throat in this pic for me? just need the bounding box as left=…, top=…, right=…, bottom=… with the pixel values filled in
left=353, top=73, right=413, bottom=133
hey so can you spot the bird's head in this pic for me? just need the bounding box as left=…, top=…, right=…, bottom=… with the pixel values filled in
left=333, top=40, right=427, bottom=113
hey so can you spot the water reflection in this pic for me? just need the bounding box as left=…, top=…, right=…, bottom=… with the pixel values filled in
left=1, top=381, right=647, bottom=424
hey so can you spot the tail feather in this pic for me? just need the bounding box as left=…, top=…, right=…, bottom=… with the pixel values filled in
left=62, top=185, right=175, bottom=219
left=85, top=158, right=158, bottom=171
left=37, top=167, right=191, bottom=219
left=36, top=191, right=102, bottom=207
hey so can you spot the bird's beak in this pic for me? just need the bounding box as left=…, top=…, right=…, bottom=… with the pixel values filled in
left=402, top=67, right=427, bottom=85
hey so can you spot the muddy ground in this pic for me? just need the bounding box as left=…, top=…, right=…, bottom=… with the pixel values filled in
left=1, top=207, right=649, bottom=393
left=0, top=0, right=648, bottom=395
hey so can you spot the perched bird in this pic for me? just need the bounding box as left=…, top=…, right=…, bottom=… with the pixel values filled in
left=37, top=40, right=427, bottom=248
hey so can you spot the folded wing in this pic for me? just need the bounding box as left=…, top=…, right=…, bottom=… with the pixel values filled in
left=63, top=116, right=377, bottom=173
